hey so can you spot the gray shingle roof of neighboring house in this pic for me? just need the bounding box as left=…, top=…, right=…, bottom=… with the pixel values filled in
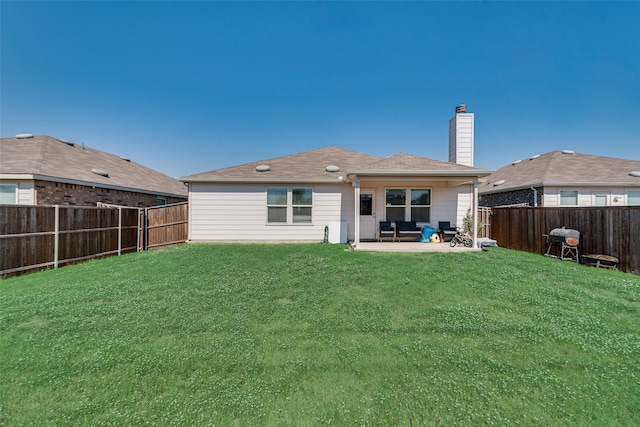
left=479, top=150, right=640, bottom=195
left=180, top=146, right=491, bottom=183
left=0, top=135, right=187, bottom=197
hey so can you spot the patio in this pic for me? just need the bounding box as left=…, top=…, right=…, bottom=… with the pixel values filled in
left=351, top=241, right=481, bottom=253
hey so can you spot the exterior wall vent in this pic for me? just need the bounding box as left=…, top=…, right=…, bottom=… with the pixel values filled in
left=325, top=165, right=340, bottom=173
left=256, top=165, right=270, bottom=172
left=16, top=133, right=34, bottom=139
left=91, top=168, right=109, bottom=178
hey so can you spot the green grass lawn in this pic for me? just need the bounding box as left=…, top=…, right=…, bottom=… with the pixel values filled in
left=1, top=244, right=639, bottom=426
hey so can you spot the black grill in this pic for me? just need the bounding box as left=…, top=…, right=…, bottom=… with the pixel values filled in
left=545, top=227, right=580, bottom=262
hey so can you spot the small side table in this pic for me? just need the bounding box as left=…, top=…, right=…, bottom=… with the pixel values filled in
left=582, top=254, right=619, bottom=269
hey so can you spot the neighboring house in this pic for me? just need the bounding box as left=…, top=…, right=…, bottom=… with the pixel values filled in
left=0, top=134, right=187, bottom=207
left=478, top=150, right=640, bottom=207
left=180, top=105, right=492, bottom=246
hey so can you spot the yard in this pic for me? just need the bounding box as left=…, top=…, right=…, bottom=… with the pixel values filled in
left=1, top=244, right=639, bottom=426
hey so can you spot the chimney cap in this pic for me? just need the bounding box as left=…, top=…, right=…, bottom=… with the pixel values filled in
left=455, top=104, right=467, bottom=114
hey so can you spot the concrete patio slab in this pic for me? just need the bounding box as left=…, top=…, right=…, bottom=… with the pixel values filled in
left=352, top=242, right=480, bottom=253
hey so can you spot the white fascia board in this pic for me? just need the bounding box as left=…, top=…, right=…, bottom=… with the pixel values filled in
left=0, top=173, right=36, bottom=180
left=27, top=174, right=187, bottom=198
left=180, top=177, right=347, bottom=184
left=346, top=169, right=492, bottom=179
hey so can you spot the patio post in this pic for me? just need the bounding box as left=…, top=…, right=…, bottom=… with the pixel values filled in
left=472, top=179, right=478, bottom=248
left=354, top=179, right=360, bottom=247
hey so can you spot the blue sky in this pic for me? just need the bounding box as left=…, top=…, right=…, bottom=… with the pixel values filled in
left=2, top=1, right=639, bottom=178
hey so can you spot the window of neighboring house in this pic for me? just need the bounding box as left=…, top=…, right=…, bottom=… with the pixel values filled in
left=156, top=197, right=167, bottom=206
left=560, top=190, right=578, bottom=206
left=593, top=194, right=607, bottom=206
left=0, top=184, right=17, bottom=205
left=628, top=190, right=640, bottom=206
left=267, top=187, right=313, bottom=223
left=386, top=188, right=431, bottom=222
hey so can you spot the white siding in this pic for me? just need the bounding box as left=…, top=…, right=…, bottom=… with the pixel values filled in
left=0, top=179, right=35, bottom=204
left=543, top=187, right=631, bottom=207
left=189, top=183, right=355, bottom=242
left=448, top=113, right=474, bottom=167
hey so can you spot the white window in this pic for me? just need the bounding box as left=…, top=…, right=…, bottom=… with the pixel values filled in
left=385, top=188, right=431, bottom=222
left=593, top=194, right=607, bottom=206
left=560, top=190, right=578, bottom=206
left=267, top=187, right=313, bottom=223
left=292, top=188, right=312, bottom=223
left=628, top=190, right=640, bottom=206
left=0, top=184, right=17, bottom=205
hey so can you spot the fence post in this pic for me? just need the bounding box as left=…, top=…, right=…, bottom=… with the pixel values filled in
left=137, top=208, right=142, bottom=252
left=144, top=207, right=149, bottom=250
left=118, top=207, right=122, bottom=256
left=54, top=205, right=59, bottom=269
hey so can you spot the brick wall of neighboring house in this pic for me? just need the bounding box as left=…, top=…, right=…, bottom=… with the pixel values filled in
left=35, top=180, right=186, bottom=207
left=479, top=187, right=543, bottom=207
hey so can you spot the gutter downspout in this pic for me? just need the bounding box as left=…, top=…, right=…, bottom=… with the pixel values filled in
left=530, top=186, right=538, bottom=207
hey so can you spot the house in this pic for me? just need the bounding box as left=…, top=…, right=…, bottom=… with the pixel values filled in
left=478, top=150, right=640, bottom=207
left=0, top=134, right=187, bottom=207
left=180, top=105, right=492, bottom=246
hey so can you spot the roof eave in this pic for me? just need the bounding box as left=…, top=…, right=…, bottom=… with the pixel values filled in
left=181, top=177, right=348, bottom=184
left=1, top=173, right=187, bottom=198
left=479, top=181, right=640, bottom=195
left=346, top=169, right=493, bottom=178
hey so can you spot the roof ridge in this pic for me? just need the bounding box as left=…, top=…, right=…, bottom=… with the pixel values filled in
left=539, top=150, right=560, bottom=183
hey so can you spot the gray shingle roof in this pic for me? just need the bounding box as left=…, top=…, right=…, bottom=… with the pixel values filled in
left=180, top=146, right=384, bottom=182
left=479, top=150, right=640, bottom=194
left=0, top=135, right=187, bottom=197
left=181, top=147, right=491, bottom=183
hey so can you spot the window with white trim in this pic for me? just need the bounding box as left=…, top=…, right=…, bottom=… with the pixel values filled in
left=0, top=184, right=17, bottom=205
left=628, top=190, right=640, bottom=206
left=292, top=188, right=312, bottom=223
left=385, top=188, right=431, bottom=222
left=560, top=190, right=578, bottom=206
left=593, top=194, right=607, bottom=206
left=267, top=187, right=313, bottom=223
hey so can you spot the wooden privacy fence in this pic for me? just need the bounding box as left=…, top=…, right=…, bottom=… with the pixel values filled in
left=1, top=202, right=188, bottom=277
left=143, top=202, right=189, bottom=250
left=477, top=206, right=491, bottom=238
left=490, top=206, right=640, bottom=274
